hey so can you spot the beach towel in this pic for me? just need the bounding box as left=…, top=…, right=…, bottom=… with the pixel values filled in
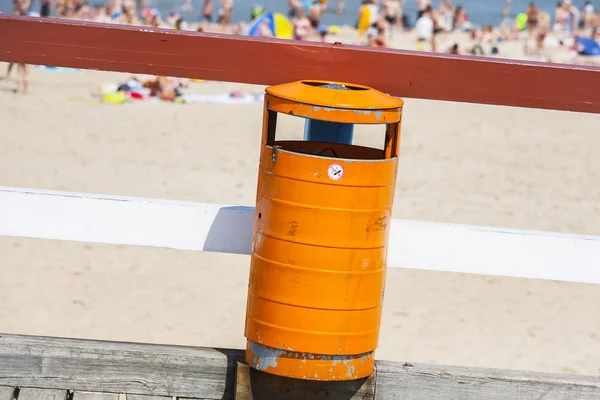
left=178, top=93, right=264, bottom=104
left=73, top=92, right=264, bottom=105
left=36, top=66, right=82, bottom=73
left=576, top=37, right=600, bottom=56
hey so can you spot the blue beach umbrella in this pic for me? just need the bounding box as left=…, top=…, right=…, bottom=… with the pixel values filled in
left=248, top=12, right=293, bottom=39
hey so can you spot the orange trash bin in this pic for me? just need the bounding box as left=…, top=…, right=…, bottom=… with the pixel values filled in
left=244, top=80, right=403, bottom=381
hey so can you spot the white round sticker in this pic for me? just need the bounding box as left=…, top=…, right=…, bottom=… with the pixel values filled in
left=327, top=164, right=344, bottom=181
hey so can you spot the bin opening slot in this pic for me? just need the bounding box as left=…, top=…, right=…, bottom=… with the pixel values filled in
left=273, top=140, right=385, bottom=161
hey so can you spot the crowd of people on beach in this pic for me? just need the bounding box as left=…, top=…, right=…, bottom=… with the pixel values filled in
left=4, top=0, right=600, bottom=94
left=519, top=0, right=599, bottom=56
left=8, top=0, right=599, bottom=50
left=354, top=0, right=599, bottom=56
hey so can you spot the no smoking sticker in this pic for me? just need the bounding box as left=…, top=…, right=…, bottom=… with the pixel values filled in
left=328, top=164, right=344, bottom=181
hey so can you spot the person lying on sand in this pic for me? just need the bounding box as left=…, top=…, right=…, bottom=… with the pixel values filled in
left=144, top=76, right=188, bottom=101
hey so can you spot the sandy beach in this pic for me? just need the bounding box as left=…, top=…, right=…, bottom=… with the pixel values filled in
left=1, top=60, right=600, bottom=377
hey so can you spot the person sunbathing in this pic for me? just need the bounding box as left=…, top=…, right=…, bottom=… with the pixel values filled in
left=146, top=76, right=184, bottom=101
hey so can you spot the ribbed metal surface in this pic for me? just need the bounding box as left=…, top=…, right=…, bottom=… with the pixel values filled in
left=245, top=145, right=398, bottom=379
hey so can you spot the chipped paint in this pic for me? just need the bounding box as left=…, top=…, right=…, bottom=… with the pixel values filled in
left=291, top=103, right=392, bottom=123
left=331, top=355, right=353, bottom=366
left=286, top=103, right=395, bottom=123
left=286, top=220, right=299, bottom=236
left=248, top=341, right=285, bottom=371
left=271, top=145, right=280, bottom=164
left=255, top=230, right=262, bottom=245
left=245, top=345, right=375, bottom=380
left=346, top=364, right=356, bottom=378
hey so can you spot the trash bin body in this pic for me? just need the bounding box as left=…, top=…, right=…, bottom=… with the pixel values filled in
left=245, top=80, right=403, bottom=381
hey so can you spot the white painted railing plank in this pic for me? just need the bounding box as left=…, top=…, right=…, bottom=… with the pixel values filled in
left=388, top=220, right=600, bottom=284
left=1, top=186, right=599, bottom=285
left=0, top=186, right=254, bottom=255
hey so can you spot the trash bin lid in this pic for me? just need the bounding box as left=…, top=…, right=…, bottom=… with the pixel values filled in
left=266, top=80, right=403, bottom=111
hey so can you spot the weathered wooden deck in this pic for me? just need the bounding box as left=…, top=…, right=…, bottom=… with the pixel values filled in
left=1, top=334, right=599, bottom=399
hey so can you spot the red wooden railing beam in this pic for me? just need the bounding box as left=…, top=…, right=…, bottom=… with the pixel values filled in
left=1, top=16, right=599, bottom=113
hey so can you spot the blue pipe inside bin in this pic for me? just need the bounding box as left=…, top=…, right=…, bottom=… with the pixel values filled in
left=303, top=118, right=354, bottom=145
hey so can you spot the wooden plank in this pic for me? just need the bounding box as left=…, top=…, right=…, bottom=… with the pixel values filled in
left=374, top=361, right=600, bottom=399
left=0, top=387, right=13, bottom=400
left=126, top=396, right=170, bottom=400
left=0, top=334, right=242, bottom=399
left=2, top=334, right=600, bottom=400
left=234, top=362, right=376, bottom=400
left=1, top=16, right=599, bottom=114
left=18, top=389, right=67, bottom=400
left=73, top=393, right=118, bottom=400
left=1, top=186, right=600, bottom=285
left=126, top=395, right=171, bottom=400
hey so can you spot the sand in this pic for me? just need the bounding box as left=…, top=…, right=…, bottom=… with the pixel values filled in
left=1, top=61, right=600, bottom=376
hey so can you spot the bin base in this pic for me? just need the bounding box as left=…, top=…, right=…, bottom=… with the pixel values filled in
left=245, top=340, right=374, bottom=381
